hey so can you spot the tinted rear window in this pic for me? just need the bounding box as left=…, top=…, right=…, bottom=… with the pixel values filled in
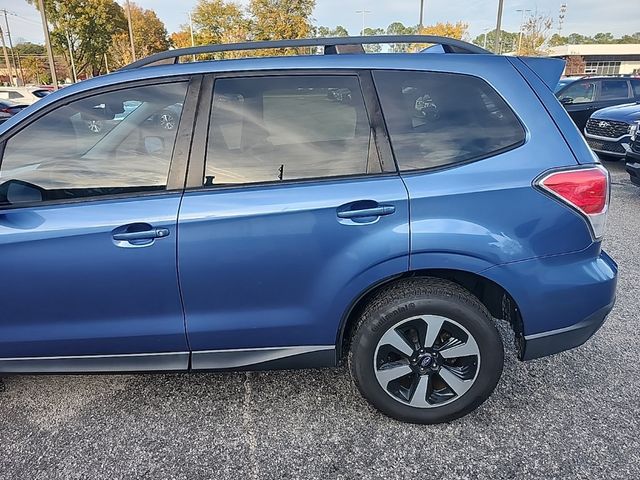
left=600, top=80, right=629, bottom=100
left=373, top=70, right=526, bottom=170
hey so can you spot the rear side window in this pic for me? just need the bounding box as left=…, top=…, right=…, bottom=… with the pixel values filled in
left=373, top=71, right=525, bottom=171
left=600, top=80, right=629, bottom=100
left=630, top=79, right=640, bottom=97
left=204, top=75, right=380, bottom=186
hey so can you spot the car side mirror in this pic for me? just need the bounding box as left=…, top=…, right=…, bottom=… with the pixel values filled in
left=560, top=97, right=574, bottom=105
left=0, top=179, right=45, bottom=205
left=144, top=136, right=165, bottom=155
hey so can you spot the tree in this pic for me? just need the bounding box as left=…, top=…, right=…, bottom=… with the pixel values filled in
left=362, top=27, right=384, bottom=53
left=110, top=2, right=169, bottom=68
left=411, top=22, right=468, bottom=52
left=518, top=13, right=553, bottom=55
left=472, top=29, right=518, bottom=52
left=565, top=55, right=586, bottom=76
left=20, top=56, right=48, bottom=84
left=249, top=0, right=315, bottom=55
left=12, top=42, right=45, bottom=56
left=169, top=30, right=193, bottom=49
left=419, top=21, right=468, bottom=40
left=316, top=26, right=349, bottom=37
left=386, top=22, right=417, bottom=52
left=192, top=0, right=247, bottom=46
left=549, top=33, right=568, bottom=47
left=27, top=0, right=127, bottom=77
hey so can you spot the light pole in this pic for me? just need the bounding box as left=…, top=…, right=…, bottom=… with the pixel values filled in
left=188, top=11, right=196, bottom=62
left=419, top=0, right=425, bottom=29
left=0, top=26, right=13, bottom=86
left=356, top=9, right=371, bottom=35
left=493, top=0, right=504, bottom=54
left=516, top=8, right=532, bottom=54
left=483, top=27, right=490, bottom=50
left=125, top=0, right=136, bottom=62
left=37, top=0, right=58, bottom=89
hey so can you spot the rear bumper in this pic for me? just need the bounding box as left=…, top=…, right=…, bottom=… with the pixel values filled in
left=482, top=246, right=618, bottom=361
left=520, top=298, right=614, bottom=360
left=626, top=150, right=640, bottom=186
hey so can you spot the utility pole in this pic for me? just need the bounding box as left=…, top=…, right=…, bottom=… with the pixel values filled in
left=419, top=0, right=425, bottom=29
left=493, top=0, right=504, bottom=54
left=483, top=27, right=490, bottom=50
left=2, top=9, right=21, bottom=85
left=0, top=26, right=13, bottom=86
left=355, top=9, right=371, bottom=35
left=66, top=30, right=77, bottom=82
left=125, top=0, right=136, bottom=62
left=188, top=11, right=196, bottom=62
left=516, top=9, right=531, bottom=54
left=37, top=0, right=58, bottom=89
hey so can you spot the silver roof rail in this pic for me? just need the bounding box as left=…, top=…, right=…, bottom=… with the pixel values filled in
left=120, top=35, right=491, bottom=70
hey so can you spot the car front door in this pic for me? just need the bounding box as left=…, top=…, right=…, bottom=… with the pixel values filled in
left=0, top=78, right=198, bottom=372
left=177, top=72, right=409, bottom=369
left=558, top=79, right=600, bottom=131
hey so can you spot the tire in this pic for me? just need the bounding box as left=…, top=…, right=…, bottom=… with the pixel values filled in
left=349, top=277, right=504, bottom=424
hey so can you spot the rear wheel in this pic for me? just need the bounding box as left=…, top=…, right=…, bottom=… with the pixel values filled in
left=349, top=278, right=504, bottom=424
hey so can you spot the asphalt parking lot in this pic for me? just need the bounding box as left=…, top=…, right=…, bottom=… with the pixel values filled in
left=0, top=161, right=638, bottom=480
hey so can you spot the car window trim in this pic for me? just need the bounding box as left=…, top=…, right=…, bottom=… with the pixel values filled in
left=184, top=69, right=399, bottom=191
left=0, top=75, right=202, bottom=211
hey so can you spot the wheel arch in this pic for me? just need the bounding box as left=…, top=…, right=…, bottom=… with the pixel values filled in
left=336, top=268, right=524, bottom=361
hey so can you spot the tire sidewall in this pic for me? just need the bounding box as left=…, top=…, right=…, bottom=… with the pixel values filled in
left=351, top=294, right=503, bottom=424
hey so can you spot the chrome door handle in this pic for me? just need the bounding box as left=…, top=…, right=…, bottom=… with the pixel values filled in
left=112, top=228, right=170, bottom=241
left=337, top=205, right=396, bottom=219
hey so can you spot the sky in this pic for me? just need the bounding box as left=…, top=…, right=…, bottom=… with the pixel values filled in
left=2, top=0, right=638, bottom=46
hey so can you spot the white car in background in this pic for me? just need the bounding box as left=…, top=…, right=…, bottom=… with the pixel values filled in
left=0, top=87, right=51, bottom=105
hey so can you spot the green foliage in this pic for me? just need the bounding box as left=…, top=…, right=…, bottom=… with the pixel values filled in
left=361, top=28, right=384, bottom=53
left=110, top=3, right=170, bottom=68
left=27, top=0, right=172, bottom=76
left=386, top=22, right=418, bottom=52
left=316, top=26, right=349, bottom=37
left=472, top=29, right=519, bottom=53
left=12, top=42, right=45, bottom=56
left=27, top=0, right=127, bottom=77
left=550, top=31, right=640, bottom=46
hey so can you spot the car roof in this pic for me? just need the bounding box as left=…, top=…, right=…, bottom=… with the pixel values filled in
left=29, top=52, right=508, bottom=108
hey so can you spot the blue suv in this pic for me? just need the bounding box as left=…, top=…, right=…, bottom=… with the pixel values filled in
left=0, top=36, right=617, bottom=424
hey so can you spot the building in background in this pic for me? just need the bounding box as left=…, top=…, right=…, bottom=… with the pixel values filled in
left=548, top=44, right=640, bottom=76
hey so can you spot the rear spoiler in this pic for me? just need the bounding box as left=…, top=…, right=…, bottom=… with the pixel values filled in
left=512, top=57, right=566, bottom=91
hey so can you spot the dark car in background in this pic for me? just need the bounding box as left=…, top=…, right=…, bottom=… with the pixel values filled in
left=556, top=76, right=640, bottom=131
left=626, top=122, right=640, bottom=186
left=585, top=102, right=640, bottom=159
left=0, top=100, right=28, bottom=125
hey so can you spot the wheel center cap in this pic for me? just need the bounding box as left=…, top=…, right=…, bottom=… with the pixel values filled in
left=418, top=353, right=433, bottom=368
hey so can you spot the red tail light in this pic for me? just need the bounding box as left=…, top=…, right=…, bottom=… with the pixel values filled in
left=537, top=166, right=610, bottom=239
left=0, top=108, right=11, bottom=114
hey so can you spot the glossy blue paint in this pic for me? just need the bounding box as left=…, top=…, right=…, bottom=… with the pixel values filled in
left=482, top=244, right=617, bottom=335
left=507, top=56, right=598, bottom=165
left=0, top=49, right=618, bottom=370
left=0, top=195, right=187, bottom=357
left=178, top=176, right=409, bottom=351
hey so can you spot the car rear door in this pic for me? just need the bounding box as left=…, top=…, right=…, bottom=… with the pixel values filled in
left=177, top=72, right=409, bottom=369
left=0, top=77, right=198, bottom=372
left=595, top=79, right=632, bottom=110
